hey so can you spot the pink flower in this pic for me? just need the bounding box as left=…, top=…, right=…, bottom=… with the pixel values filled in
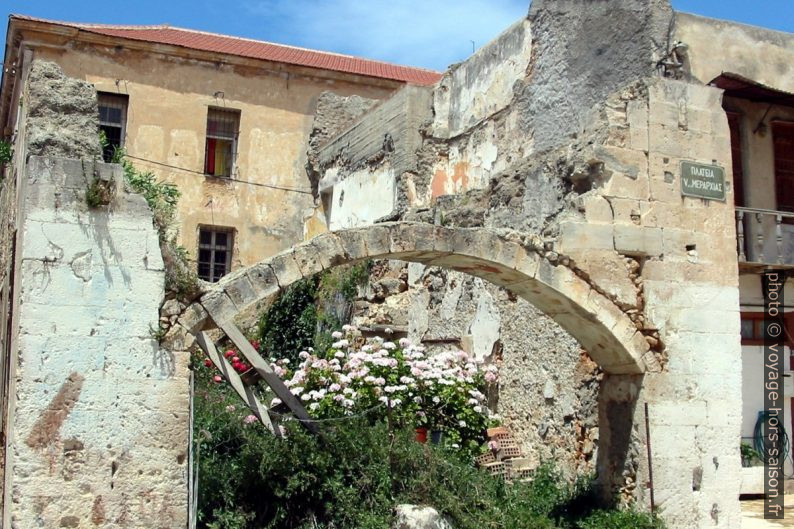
left=243, top=414, right=258, bottom=424
left=213, top=375, right=223, bottom=383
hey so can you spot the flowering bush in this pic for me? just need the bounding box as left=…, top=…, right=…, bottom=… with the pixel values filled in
left=270, top=325, right=499, bottom=455
left=205, top=326, right=499, bottom=456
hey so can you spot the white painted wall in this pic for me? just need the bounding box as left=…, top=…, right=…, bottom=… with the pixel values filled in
left=739, top=274, right=794, bottom=478
left=327, top=164, right=396, bottom=230
left=6, top=156, right=188, bottom=528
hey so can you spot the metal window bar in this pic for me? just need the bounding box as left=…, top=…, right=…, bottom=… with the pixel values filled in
left=197, top=228, right=233, bottom=282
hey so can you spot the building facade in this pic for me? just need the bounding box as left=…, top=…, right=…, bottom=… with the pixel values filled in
left=0, top=15, right=441, bottom=277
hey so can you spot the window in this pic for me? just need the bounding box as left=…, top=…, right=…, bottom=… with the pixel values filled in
left=97, top=93, right=128, bottom=162
left=741, top=311, right=794, bottom=347
left=197, top=227, right=233, bottom=282
left=204, top=108, right=239, bottom=177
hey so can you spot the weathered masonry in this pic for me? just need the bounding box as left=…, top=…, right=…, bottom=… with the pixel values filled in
left=0, top=1, right=792, bottom=528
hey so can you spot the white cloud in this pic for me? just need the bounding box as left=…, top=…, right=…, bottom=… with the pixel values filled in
left=243, top=0, right=527, bottom=70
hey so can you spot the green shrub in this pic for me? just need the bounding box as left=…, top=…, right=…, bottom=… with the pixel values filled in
left=193, top=357, right=663, bottom=529
left=257, top=277, right=319, bottom=365
left=575, top=509, right=664, bottom=529
left=0, top=139, right=12, bottom=166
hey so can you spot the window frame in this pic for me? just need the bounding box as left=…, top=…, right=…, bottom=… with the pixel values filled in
left=197, top=226, right=234, bottom=283
left=741, top=311, right=794, bottom=347
left=97, top=92, right=128, bottom=162
left=203, top=107, right=240, bottom=178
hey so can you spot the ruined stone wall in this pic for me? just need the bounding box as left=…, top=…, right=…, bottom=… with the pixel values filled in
left=2, top=61, right=186, bottom=528
left=354, top=263, right=600, bottom=477
left=309, top=1, right=745, bottom=527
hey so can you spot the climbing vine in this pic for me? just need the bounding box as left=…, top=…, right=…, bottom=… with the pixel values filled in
left=256, top=261, right=371, bottom=365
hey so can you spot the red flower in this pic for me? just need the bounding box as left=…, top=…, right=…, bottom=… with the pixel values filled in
left=250, top=340, right=261, bottom=351
left=204, top=358, right=212, bottom=368
left=232, top=356, right=240, bottom=363
left=224, top=350, right=235, bottom=359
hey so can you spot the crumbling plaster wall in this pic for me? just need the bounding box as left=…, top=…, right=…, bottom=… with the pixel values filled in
left=353, top=262, right=600, bottom=478
left=3, top=61, right=186, bottom=529
left=309, top=1, right=743, bottom=527
left=676, top=13, right=794, bottom=92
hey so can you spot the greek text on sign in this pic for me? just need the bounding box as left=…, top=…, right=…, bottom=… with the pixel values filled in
left=680, top=161, right=726, bottom=201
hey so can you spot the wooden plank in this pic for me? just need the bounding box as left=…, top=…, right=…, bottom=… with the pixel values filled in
left=215, top=320, right=318, bottom=434
left=195, top=331, right=278, bottom=436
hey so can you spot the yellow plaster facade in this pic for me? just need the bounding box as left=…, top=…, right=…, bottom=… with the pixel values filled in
left=7, top=21, right=411, bottom=274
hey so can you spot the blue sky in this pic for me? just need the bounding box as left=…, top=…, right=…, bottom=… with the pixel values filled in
left=4, top=1, right=794, bottom=71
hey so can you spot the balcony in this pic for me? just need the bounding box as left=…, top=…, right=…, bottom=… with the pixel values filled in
left=736, top=207, right=794, bottom=269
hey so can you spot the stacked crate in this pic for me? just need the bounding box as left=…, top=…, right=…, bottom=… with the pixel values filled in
left=475, top=427, right=535, bottom=481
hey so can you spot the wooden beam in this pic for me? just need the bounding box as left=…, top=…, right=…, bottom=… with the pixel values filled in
left=195, top=331, right=279, bottom=436
left=215, top=320, right=319, bottom=434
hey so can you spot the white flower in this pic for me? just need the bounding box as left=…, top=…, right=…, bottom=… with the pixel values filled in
left=383, top=341, right=396, bottom=350
left=473, top=405, right=483, bottom=413
left=301, top=393, right=311, bottom=401
left=432, top=396, right=440, bottom=404
left=298, top=351, right=310, bottom=359
left=334, top=351, right=345, bottom=359
left=270, top=398, right=282, bottom=407
left=309, top=402, right=320, bottom=411
left=291, top=386, right=305, bottom=395
left=458, top=420, right=467, bottom=428
left=332, top=331, right=343, bottom=339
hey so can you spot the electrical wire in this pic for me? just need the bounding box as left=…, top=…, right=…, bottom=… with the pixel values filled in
left=123, top=153, right=314, bottom=195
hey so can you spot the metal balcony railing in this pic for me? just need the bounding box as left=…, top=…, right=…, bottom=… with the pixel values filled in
left=736, top=207, right=794, bottom=266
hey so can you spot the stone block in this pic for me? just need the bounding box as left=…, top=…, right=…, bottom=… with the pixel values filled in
left=627, top=99, right=649, bottom=151
left=224, top=273, right=259, bottom=311
left=567, top=249, right=639, bottom=308
left=334, top=227, right=368, bottom=261
left=362, top=224, right=392, bottom=257
left=582, top=193, right=614, bottom=224
left=557, top=221, right=614, bottom=253
left=245, top=263, right=280, bottom=300
left=269, top=251, right=304, bottom=288
left=614, top=225, right=663, bottom=256
left=200, top=290, right=237, bottom=326
left=291, top=242, right=325, bottom=278
left=309, top=232, right=347, bottom=269
left=178, top=302, right=209, bottom=334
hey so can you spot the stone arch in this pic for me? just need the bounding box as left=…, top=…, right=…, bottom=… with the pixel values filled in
left=180, top=222, right=651, bottom=374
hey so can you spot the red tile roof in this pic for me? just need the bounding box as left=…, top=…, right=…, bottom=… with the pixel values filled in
left=10, top=14, right=443, bottom=86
